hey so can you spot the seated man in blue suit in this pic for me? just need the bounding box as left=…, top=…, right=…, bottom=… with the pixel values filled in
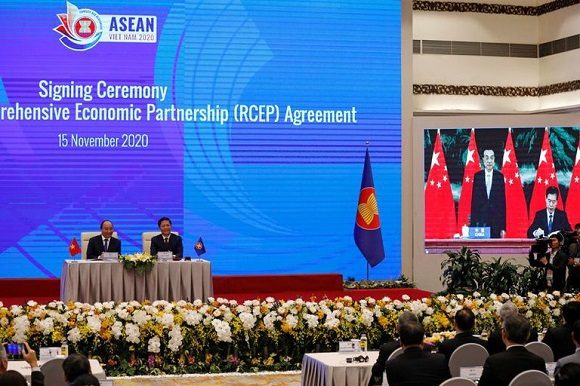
left=150, top=216, right=183, bottom=259
left=86, top=220, right=121, bottom=260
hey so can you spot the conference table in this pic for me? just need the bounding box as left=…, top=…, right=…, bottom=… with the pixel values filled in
left=8, top=358, right=106, bottom=382
left=60, top=259, right=213, bottom=303
left=301, top=351, right=379, bottom=386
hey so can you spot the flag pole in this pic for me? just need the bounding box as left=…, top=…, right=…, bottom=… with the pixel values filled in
left=365, top=141, right=370, bottom=281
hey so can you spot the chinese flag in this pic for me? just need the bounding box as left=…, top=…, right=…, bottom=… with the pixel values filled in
left=68, top=238, right=81, bottom=256
left=457, top=128, right=481, bottom=233
left=502, top=128, right=528, bottom=237
left=425, top=130, right=457, bottom=239
left=354, top=149, right=385, bottom=267
left=566, top=134, right=580, bottom=227
left=529, top=128, right=563, bottom=221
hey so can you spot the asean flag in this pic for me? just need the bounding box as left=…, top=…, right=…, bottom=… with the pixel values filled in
left=354, top=149, right=385, bottom=267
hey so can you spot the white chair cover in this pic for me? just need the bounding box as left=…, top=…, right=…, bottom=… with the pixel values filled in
left=440, top=377, right=477, bottom=386
left=525, top=341, right=554, bottom=362
left=448, top=343, right=489, bottom=377
left=40, top=357, right=66, bottom=386
left=508, top=369, right=551, bottom=386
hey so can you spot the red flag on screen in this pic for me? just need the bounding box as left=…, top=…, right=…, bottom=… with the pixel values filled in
left=457, top=129, right=480, bottom=233
left=68, top=238, right=81, bottom=256
left=425, top=130, right=457, bottom=239
left=529, top=128, right=563, bottom=221
left=566, top=135, right=580, bottom=227
left=502, top=128, right=528, bottom=237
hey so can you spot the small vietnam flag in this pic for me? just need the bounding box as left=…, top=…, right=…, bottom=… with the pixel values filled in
left=69, top=238, right=81, bottom=256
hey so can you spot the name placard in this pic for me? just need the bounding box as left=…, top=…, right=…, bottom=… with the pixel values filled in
left=338, top=341, right=359, bottom=353
left=468, top=227, right=491, bottom=239
left=39, top=347, right=61, bottom=361
left=102, top=252, right=119, bottom=261
left=157, top=251, right=173, bottom=261
left=460, top=366, right=483, bottom=381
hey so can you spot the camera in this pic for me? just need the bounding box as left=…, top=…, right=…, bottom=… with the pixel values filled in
left=531, top=237, right=550, bottom=254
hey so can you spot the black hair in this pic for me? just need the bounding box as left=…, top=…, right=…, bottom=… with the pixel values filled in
left=157, top=216, right=172, bottom=228
left=502, top=314, right=530, bottom=344
left=455, top=307, right=476, bottom=331
left=546, top=186, right=559, bottom=198
left=62, top=353, right=91, bottom=382
left=399, top=322, right=424, bottom=346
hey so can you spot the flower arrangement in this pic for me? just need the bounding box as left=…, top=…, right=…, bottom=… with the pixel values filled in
left=119, top=252, right=157, bottom=274
left=0, top=291, right=578, bottom=376
left=343, top=275, right=415, bottom=289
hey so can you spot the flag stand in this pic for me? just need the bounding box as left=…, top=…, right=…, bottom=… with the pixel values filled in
left=366, top=262, right=369, bottom=280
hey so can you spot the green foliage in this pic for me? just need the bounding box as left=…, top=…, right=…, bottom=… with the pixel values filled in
left=440, top=247, right=483, bottom=294
left=480, top=257, right=520, bottom=295
left=343, top=275, right=415, bottom=289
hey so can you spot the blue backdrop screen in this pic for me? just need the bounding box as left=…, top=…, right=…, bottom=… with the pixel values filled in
left=0, top=0, right=401, bottom=279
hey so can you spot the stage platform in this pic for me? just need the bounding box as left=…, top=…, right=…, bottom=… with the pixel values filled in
left=112, top=371, right=301, bottom=386
left=0, top=274, right=431, bottom=306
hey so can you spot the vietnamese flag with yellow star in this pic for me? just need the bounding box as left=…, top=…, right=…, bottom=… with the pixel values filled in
left=354, top=149, right=385, bottom=267
left=68, top=238, right=81, bottom=257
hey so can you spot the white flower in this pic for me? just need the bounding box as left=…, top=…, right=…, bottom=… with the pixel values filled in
left=125, top=323, right=141, bottom=344
left=239, top=312, right=257, bottom=330
left=111, top=321, right=123, bottom=339
left=67, top=327, right=82, bottom=343
left=211, top=319, right=232, bottom=342
left=168, top=325, right=183, bottom=352
left=304, top=314, right=319, bottom=329
left=148, top=336, right=161, bottom=353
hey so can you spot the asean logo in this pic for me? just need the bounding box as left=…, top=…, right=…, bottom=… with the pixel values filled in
left=54, top=2, right=103, bottom=51
left=356, top=187, right=381, bottom=230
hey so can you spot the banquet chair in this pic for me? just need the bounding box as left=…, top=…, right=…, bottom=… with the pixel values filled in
left=40, top=357, right=66, bottom=386
left=387, top=347, right=403, bottom=361
left=525, top=341, right=554, bottom=362
left=507, top=369, right=551, bottom=386
left=142, top=231, right=179, bottom=255
left=81, top=232, right=118, bottom=260
left=439, top=377, right=477, bottom=386
left=448, top=343, right=489, bottom=377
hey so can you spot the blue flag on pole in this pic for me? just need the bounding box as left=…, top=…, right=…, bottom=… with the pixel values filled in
left=194, top=237, right=206, bottom=256
left=354, top=149, right=385, bottom=267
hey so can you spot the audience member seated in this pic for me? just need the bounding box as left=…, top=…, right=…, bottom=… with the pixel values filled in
left=555, top=319, right=580, bottom=377
left=478, top=314, right=546, bottom=386
left=487, top=301, right=537, bottom=355
left=369, top=311, right=419, bottom=385
left=438, top=307, right=487, bottom=362
left=385, top=322, right=451, bottom=386
left=555, top=363, right=580, bottom=386
left=543, top=301, right=580, bottom=361
left=0, top=342, right=44, bottom=386
left=70, top=373, right=101, bottom=386
left=63, top=353, right=91, bottom=384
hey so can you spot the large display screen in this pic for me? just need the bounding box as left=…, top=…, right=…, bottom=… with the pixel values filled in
left=424, top=127, right=580, bottom=244
left=0, top=1, right=401, bottom=279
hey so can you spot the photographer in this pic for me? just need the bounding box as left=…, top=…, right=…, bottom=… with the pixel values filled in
left=566, top=224, right=580, bottom=291
left=529, top=232, right=567, bottom=291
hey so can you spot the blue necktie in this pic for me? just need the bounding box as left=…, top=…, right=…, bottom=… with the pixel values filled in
left=548, top=214, right=553, bottom=233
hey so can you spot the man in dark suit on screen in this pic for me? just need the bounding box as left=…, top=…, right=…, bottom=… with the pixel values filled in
left=86, top=220, right=121, bottom=260
left=528, top=186, right=571, bottom=238
left=385, top=322, right=451, bottom=386
left=150, top=216, right=183, bottom=259
left=470, top=149, right=506, bottom=238
left=478, top=314, right=546, bottom=386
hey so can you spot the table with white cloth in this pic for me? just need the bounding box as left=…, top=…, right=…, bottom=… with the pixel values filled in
left=60, top=259, right=213, bottom=303
left=301, top=351, right=379, bottom=386
left=8, top=358, right=106, bottom=382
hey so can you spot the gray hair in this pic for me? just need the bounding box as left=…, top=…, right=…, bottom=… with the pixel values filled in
left=0, top=344, right=6, bottom=360
left=499, top=301, right=518, bottom=320
left=398, top=311, right=419, bottom=326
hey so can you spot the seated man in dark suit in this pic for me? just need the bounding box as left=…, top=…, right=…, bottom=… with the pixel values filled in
left=438, top=307, right=487, bottom=362
left=478, top=314, right=546, bottom=386
left=150, top=217, right=183, bottom=259
left=487, top=301, right=538, bottom=355
left=369, top=311, right=419, bottom=385
left=385, top=322, right=451, bottom=386
left=544, top=301, right=580, bottom=361
left=62, top=353, right=91, bottom=385
left=86, top=220, right=121, bottom=260
left=0, top=342, right=44, bottom=386
left=528, top=186, right=571, bottom=238
left=555, top=319, right=580, bottom=377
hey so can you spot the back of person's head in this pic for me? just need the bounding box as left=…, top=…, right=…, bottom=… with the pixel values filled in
left=502, top=314, right=530, bottom=344
left=562, top=301, right=580, bottom=326
left=62, top=353, right=91, bottom=382
left=399, top=322, right=424, bottom=346
left=555, top=363, right=580, bottom=386
left=455, top=307, right=476, bottom=331
left=0, top=345, right=6, bottom=374
left=398, top=311, right=419, bottom=326
left=0, top=370, right=28, bottom=386
left=499, top=301, right=518, bottom=321
left=70, top=373, right=100, bottom=386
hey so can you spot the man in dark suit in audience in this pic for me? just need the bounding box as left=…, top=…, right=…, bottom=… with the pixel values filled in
left=438, top=307, right=487, bottom=362
left=150, top=216, right=183, bottom=259
left=544, top=301, right=580, bottom=361
left=385, top=322, right=451, bottom=386
left=86, top=220, right=121, bottom=260
left=487, top=301, right=538, bottom=355
left=369, top=311, right=419, bottom=385
left=478, top=314, right=546, bottom=386
left=62, top=353, right=91, bottom=384
left=0, top=342, right=44, bottom=386
left=555, top=319, right=580, bottom=377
